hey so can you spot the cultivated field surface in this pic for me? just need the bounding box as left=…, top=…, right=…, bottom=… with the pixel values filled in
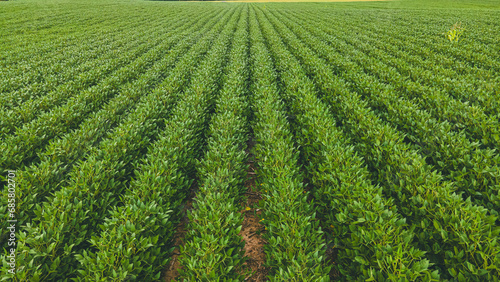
left=1, top=0, right=500, bottom=281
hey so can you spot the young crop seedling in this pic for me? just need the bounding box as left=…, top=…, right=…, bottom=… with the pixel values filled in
left=445, top=22, right=465, bottom=43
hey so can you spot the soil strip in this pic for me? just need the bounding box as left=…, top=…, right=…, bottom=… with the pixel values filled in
left=163, top=184, right=197, bottom=282
left=239, top=136, right=269, bottom=281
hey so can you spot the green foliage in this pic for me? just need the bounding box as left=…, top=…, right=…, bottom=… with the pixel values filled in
left=178, top=7, right=250, bottom=280
left=445, top=22, right=465, bottom=43
left=1, top=1, right=499, bottom=281
left=254, top=6, right=435, bottom=280
left=273, top=10, right=500, bottom=216
left=0, top=8, right=221, bottom=246
left=252, top=4, right=500, bottom=280
left=3, top=6, right=239, bottom=280
left=249, top=8, right=331, bottom=280
left=75, top=8, right=240, bottom=281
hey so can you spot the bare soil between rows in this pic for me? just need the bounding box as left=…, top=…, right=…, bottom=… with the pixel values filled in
left=239, top=147, right=269, bottom=281
left=163, top=136, right=268, bottom=281
left=163, top=186, right=196, bottom=281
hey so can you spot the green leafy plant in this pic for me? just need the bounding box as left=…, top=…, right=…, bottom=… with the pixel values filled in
left=445, top=22, right=465, bottom=43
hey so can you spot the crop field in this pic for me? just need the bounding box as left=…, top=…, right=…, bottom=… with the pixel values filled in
left=1, top=0, right=500, bottom=281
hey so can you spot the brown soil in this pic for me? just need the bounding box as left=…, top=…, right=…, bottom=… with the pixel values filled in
left=238, top=137, right=269, bottom=281
left=164, top=136, right=269, bottom=281
left=163, top=186, right=196, bottom=282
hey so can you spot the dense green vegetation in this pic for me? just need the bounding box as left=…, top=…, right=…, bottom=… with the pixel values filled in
left=1, top=0, right=499, bottom=281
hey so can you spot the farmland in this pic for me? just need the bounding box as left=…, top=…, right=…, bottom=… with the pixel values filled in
left=1, top=0, right=500, bottom=280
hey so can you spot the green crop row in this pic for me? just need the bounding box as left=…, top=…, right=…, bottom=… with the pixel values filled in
left=0, top=19, right=177, bottom=139
left=2, top=7, right=237, bottom=281
left=250, top=7, right=330, bottom=281
left=1, top=2, right=498, bottom=281
left=0, top=7, right=220, bottom=252
left=309, top=8, right=500, bottom=73
left=179, top=7, right=249, bottom=280
left=287, top=10, right=500, bottom=151
left=321, top=18, right=500, bottom=119
left=0, top=27, right=172, bottom=171
left=0, top=13, right=164, bottom=110
left=75, top=7, right=242, bottom=281
left=271, top=11, right=500, bottom=215
left=297, top=8, right=500, bottom=108
left=263, top=8, right=500, bottom=279
left=0, top=24, right=131, bottom=111
left=0, top=20, right=184, bottom=199
left=0, top=2, right=182, bottom=70
left=0, top=9, right=157, bottom=101
left=255, top=6, right=434, bottom=281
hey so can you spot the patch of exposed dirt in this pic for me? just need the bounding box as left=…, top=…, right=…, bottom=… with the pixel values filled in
left=163, top=185, right=197, bottom=282
left=164, top=135, right=269, bottom=281
left=239, top=137, right=269, bottom=281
